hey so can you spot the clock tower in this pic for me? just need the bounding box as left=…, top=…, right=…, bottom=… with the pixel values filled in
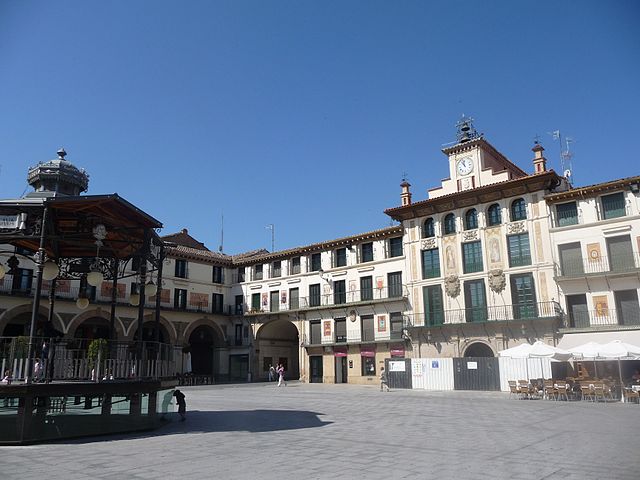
left=427, top=116, right=529, bottom=199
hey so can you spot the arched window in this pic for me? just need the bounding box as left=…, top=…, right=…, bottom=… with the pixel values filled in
left=464, top=209, right=478, bottom=230
left=443, top=213, right=456, bottom=235
left=511, top=198, right=527, bottom=221
left=422, top=218, right=435, bottom=238
left=487, top=203, right=502, bottom=226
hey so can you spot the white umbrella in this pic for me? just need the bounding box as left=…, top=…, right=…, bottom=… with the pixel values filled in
left=597, top=340, right=640, bottom=401
left=499, top=341, right=569, bottom=380
left=568, top=341, right=603, bottom=378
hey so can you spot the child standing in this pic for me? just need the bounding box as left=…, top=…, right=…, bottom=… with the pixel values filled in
left=173, top=389, right=187, bottom=421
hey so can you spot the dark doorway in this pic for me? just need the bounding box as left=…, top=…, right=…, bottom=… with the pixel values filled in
left=464, top=342, right=494, bottom=357
left=229, top=354, right=248, bottom=381
left=310, top=356, right=323, bottom=383
left=189, top=325, right=218, bottom=375
left=453, top=357, right=500, bottom=391
left=335, top=356, right=347, bottom=383
left=385, top=358, right=412, bottom=389
left=614, top=290, right=640, bottom=326
left=566, top=294, right=589, bottom=327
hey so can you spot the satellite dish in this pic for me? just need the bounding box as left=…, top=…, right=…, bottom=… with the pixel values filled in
left=563, top=169, right=572, bottom=178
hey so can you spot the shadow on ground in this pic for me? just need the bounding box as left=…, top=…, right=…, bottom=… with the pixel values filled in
left=57, top=409, right=331, bottom=444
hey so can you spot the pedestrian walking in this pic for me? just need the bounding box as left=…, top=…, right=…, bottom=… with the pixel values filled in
left=380, top=367, right=390, bottom=392
left=268, top=364, right=276, bottom=382
left=277, top=364, right=286, bottom=387
left=33, top=358, right=43, bottom=383
left=173, top=389, right=187, bottom=421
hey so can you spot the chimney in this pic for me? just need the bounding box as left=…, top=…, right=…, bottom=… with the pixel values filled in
left=532, top=142, right=547, bottom=173
left=400, top=180, right=412, bottom=206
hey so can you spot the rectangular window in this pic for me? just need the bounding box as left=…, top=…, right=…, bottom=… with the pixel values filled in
left=309, top=283, right=321, bottom=307
left=254, top=264, right=263, bottom=280
left=387, top=272, right=403, bottom=298
left=566, top=294, right=589, bottom=328
left=558, top=242, right=584, bottom=276
left=360, top=276, right=373, bottom=301
left=390, top=313, right=404, bottom=340
left=335, top=318, right=347, bottom=343
left=212, top=293, right=224, bottom=314
left=507, top=234, right=531, bottom=267
left=464, top=280, right=488, bottom=322
left=510, top=273, right=538, bottom=319
left=310, top=253, right=322, bottom=272
left=333, top=280, right=346, bottom=304
left=606, top=235, right=634, bottom=272
left=361, top=356, right=376, bottom=376
left=251, top=293, right=260, bottom=311
left=290, top=257, right=301, bottom=274
left=271, top=261, right=281, bottom=278
left=421, top=248, right=441, bottom=279
left=601, top=192, right=626, bottom=220
left=175, top=259, right=187, bottom=278
left=556, top=202, right=578, bottom=227
left=12, top=268, right=33, bottom=294
left=174, top=288, right=187, bottom=309
left=361, top=315, right=375, bottom=342
left=235, top=324, right=242, bottom=346
left=389, top=237, right=403, bottom=258
left=235, top=295, right=243, bottom=315
left=335, top=248, right=347, bottom=267
left=237, top=267, right=245, bottom=283
left=270, top=291, right=279, bottom=312
left=361, top=242, right=374, bottom=263
left=289, top=288, right=299, bottom=310
left=614, top=290, right=640, bottom=326
left=310, top=320, right=322, bottom=344
left=212, top=265, right=223, bottom=284
left=423, top=285, right=444, bottom=326
left=462, top=241, right=484, bottom=273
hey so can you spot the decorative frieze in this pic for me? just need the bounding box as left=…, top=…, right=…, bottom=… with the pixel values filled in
left=507, top=221, right=526, bottom=234
left=421, top=238, right=437, bottom=250
left=462, top=230, right=478, bottom=241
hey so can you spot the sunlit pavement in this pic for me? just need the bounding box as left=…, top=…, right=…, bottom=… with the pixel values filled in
left=2, top=382, right=638, bottom=480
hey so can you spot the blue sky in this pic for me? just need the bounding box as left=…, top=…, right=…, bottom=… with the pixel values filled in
left=1, top=1, right=639, bottom=254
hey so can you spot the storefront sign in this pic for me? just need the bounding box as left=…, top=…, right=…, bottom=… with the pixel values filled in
left=467, top=361, right=478, bottom=370
left=431, top=360, right=439, bottom=369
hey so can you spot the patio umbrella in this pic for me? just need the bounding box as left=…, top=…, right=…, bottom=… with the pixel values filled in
left=568, top=341, right=602, bottom=378
left=499, top=341, right=570, bottom=380
left=597, top=340, right=640, bottom=401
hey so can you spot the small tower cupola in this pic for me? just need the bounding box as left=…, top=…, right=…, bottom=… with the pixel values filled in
left=455, top=115, right=480, bottom=144
left=26, top=148, right=89, bottom=197
left=400, top=179, right=412, bottom=206
left=532, top=141, right=547, bottom=173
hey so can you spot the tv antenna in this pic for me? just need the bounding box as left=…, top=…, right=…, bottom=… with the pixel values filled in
left=265, top=224, right=275, bottom=252
left=548, top=130, right=575, bottom=182
left=218, top=213, right=224, bottom=252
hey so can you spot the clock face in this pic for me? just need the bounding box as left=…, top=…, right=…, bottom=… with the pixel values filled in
left=457, top=157, right=474, bottom=176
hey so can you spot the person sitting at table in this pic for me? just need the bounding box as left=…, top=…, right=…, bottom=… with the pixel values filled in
left=632, top=369, right=640, bottom=384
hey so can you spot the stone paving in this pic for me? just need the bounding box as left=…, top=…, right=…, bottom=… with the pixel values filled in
left=1, top=382, right=639, bottom=479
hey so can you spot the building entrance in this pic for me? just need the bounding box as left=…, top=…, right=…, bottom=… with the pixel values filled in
left=335, top=356, right=347, bottom=383
left=310, top=356, right=323, bottom=383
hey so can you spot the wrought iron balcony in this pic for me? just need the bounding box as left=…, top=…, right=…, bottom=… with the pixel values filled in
left=417, top=301, right=562, bottom=327
left=563, top=308, right=640, bottom=329
left=244, top=285, right=409, bottom=315
left=555, top=252, right=640, bottom=278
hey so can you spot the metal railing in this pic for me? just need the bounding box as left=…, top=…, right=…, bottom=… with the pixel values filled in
left=556, top=252, right=640, bottom=277
left=244, top=285, right=409, bottom=315
left=417, top=301, right=562, bottom=326
left=564, top=308, right=640, bottom=329
left=0, top=336, right=180, bottom=382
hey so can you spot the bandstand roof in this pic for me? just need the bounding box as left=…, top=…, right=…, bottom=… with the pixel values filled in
left=0, top=194, right=162, bottom=260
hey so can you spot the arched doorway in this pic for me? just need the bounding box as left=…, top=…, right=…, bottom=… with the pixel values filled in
left=2, top=311, right=49, bottom=337
left=133, top=321, right=170, bottom=344
left=188, top=325, right=222, bottom=377
left=464, top=342, right=494, bottom=357
left=256, top=320, right=299, bottom=382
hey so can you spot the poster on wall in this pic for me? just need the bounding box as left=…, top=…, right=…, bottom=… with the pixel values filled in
left=280, top=290, right=287, bottom=304
left=323, top=320, right=332, bottom=337
left=389, top=361, right=406, bottom=372
left=377, top=315, right=386, bottom=332
left=587, top=243, right=601, bottom=262
left=376, top=276, right=384, bottom=290
left=593, top=295, right=609, bottom=316
left=262, top=293, right=268, bottom=307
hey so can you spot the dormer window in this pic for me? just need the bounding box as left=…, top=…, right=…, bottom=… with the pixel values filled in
left=510, top=198, right=527, bottom=221
left=487, top=204, right=502, bottom=226
left=464, top=209, right=478, bottom=230
left=310, top=253, right=322, bottom=272
left=422, top=218, right=435, bottom=238
left=443, top=214, right=456, bottom=235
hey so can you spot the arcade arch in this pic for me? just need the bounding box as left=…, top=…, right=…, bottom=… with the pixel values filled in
left=463, top=342, right=495, bottom=357
left=256, top=319, right=300, bottom=381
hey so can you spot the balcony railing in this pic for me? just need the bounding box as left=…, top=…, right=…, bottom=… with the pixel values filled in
left=564, top=308, right=640, bottom=329
left=418, top=301, right=562, bottom=326
left=0, top=277, right=237, bottom=315
left=244, top=285, right=409, bottom=315
left=556, top=252, right=640, bottom=278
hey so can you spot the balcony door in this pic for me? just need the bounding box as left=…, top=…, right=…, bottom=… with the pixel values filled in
left=614, top=290, right=640, bottom=326
left=510, top=273, right=537, bottom=319
left=606, top=235, right=633, bottom=272
left=566, top=294, right=589, bottom=328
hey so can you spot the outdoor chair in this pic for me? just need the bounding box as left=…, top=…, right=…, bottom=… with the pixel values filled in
left=508, top=381, right=520, bottom=399
left=580, top=384, right=594, bottom=402
left=593, top=383, right=607, bottom=402
left=555, top=383, right=569, bottom=401
left=517, top=380, right=532, bottom=399
left=623, top=388, right=639, bottom=404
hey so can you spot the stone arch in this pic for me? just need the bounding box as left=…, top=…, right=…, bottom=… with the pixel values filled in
left=255, top=319, right=300, bottom=381
left=128, top=313, right=176, bottom=345
left=0, top=303, right=63, bottom=337
left=463, top=341, right=495, bottom=357
left=66, top=309, right=125, bottom=340
left=182, top=317, right=227, bottom=346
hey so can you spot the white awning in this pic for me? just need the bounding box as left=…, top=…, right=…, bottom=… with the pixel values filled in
left=557, top=330, right=640, bottom=350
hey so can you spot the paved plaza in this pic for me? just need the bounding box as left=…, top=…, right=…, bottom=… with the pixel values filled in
left=1, top=383, right=639, bottom=479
